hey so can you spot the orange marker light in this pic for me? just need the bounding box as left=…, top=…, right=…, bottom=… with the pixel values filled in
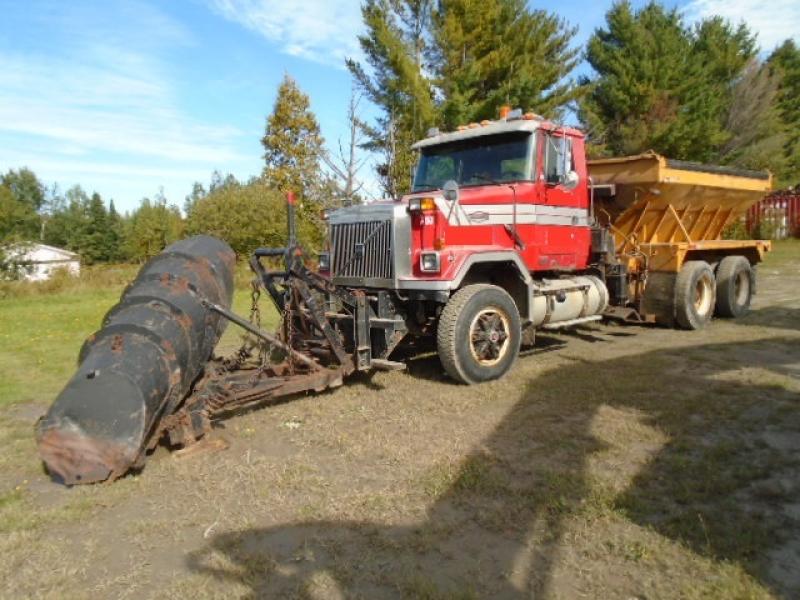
left=499, top=105, right=511, bottom=119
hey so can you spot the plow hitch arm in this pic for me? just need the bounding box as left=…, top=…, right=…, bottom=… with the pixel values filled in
left=200, top=298, right=319, bottom=370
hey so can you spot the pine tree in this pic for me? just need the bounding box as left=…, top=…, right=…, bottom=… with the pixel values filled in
left=691, top=17, right=757, bottom=158
left=262, top=74, right=325, bottom=208
left=580, top=1, right=755, bottom=162
left=347, top=0, right=437, bottom=197
left=432, top=0, right=579, bottom=129
left=692, top=17, right=756, bottom=85
left=107, top=199, right=124, bottom=262
left=80, top=192, right=112, bottom=264
left=769, top=40, right=800, bottom=186
left=349, top=0, right=579, bottom=196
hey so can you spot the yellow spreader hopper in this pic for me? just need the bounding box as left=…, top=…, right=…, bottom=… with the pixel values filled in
left=588, top=151, right=772, bottom=272
left=588, top=152, right=772, bottom=325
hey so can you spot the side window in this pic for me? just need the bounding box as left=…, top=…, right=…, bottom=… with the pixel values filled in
left=544, top=134, right=573, bottom=185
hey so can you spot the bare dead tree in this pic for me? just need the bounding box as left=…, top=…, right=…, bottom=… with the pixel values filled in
left=321, top=88, right=371, bottom=206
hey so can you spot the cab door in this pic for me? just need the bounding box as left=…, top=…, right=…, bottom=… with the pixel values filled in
left=534, top=131, right=587, bottom=270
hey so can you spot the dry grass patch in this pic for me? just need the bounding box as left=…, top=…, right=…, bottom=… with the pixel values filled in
left=0, top=242, right=797, bottom=598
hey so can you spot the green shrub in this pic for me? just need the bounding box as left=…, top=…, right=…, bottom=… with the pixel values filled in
left=186, top=179, right=324, bottom=257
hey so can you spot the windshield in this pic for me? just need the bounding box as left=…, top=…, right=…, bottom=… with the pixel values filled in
left=413, top=132, right=533, bottom=192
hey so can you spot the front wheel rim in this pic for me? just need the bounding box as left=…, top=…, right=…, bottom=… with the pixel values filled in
left=469, top=308, right=511, bottom=367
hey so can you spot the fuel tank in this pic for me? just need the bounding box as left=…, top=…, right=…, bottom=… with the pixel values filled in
left=530, top=275, right=609, bottom=327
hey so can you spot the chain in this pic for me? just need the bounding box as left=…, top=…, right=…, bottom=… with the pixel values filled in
left=248, top=280, right=271, bottom=367
left=250, top=279, right=261, bottom=329
left=221, top=341, right=252, bottom=371
left=283, top=287, right=295, bottom=374
left=220, top=279, right=270, bottom=373
left=220, top=277, right=302, bottom=376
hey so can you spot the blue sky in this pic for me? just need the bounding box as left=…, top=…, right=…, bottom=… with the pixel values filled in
left=0, top=0, right=798, bottom=212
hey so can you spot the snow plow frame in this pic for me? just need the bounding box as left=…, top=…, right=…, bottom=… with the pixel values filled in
left=36, top=199, right=406, bottom=485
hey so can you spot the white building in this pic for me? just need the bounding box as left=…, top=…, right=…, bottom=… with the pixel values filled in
left=5, top=243, right=80, bottom=281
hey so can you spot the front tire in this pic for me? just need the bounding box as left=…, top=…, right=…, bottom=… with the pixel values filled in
left=675, top=261, right=716, bottom=330
left=437, top=284, right=521, bottom=384
left=715, top=256, right=753, bottom=318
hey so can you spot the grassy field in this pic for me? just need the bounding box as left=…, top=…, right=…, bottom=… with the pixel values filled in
left=0, top=240, right=798, bottom=599
left=0, top=265, right=266, bottom=410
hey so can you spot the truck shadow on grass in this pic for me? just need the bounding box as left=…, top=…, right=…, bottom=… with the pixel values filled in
left=187, top=336, right=800, bottom=598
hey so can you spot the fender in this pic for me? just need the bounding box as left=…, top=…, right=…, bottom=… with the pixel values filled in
left=397, top=251, right=534, bottom=321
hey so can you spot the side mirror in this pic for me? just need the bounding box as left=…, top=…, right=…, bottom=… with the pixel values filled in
left=563, top=170, right=580, bottom=190
left=443, top=180, right=459, bottom=203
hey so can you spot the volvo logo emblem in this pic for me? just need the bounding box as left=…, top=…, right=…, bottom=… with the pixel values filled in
left=468, top=211, right=489, bottom=223
left=354, top=243, right=365, bottom=260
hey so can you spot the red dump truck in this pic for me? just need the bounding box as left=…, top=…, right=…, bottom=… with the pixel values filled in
left=36, top=108, right=772, bottom=484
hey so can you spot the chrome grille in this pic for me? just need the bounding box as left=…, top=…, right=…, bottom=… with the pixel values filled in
left=331, top=219, right=393, bottom=281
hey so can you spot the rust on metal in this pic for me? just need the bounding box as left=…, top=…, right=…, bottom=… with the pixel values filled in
left=36, top=235, right=236, bottom=485
left=37, top=428, right=136, bottom=485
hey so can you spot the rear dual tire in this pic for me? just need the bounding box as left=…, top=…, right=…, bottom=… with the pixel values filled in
left=675, top=261, right=716, bottom=330
left=671, top=256, right=754, bottom=329
left=715, top=256, right=753, bottom=318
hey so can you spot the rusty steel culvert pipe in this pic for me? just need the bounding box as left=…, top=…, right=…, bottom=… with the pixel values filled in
left=36, top=235, right=236, bottom=485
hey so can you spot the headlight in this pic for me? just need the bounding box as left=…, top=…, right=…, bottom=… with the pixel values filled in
left=318, top=252, right=331, bottom=272
left=420, top=252, right=440, bottom=273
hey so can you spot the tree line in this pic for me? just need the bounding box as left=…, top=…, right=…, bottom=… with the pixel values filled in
left=351, top=0, right=800, bottom=194
left=0, top=165, right=317, bottom=270
left=2, top=0, right=799, bottom=275
left=0, top=167, right=188, bottom=273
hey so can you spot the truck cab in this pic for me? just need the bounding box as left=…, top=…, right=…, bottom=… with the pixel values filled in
left=323, top=110, right=609, bottom=383
left=407, top=113, right=592, bottom=280
left=325, top=111, right=595, bottom=293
